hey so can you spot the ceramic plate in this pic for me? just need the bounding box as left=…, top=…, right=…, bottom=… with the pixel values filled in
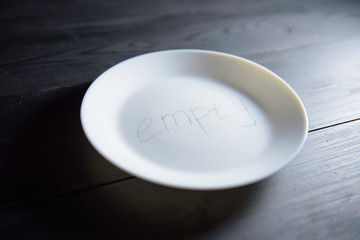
left=81, top=49, right=308, bottom=190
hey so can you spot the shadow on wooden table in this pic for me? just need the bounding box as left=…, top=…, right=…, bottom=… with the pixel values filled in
left=31, top=178, right=265, bottom=239
left=1, top=82, right=127, bottom=208
left=1, top=83, right=266, bottom=239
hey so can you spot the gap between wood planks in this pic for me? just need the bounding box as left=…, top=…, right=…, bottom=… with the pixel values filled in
left=0, top=176, right=134, bottom=212
left=308, top=117, right=360, bottom=133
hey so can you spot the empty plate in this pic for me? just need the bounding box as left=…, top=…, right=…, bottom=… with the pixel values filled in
left=81, top=49, right=308, bottom=190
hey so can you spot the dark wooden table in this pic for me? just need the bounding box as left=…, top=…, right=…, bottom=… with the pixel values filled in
left=1, top=0, right=360, bottom=239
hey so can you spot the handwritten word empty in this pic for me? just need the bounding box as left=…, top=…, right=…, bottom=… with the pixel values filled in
left=137, top=99, right=256, bottom=142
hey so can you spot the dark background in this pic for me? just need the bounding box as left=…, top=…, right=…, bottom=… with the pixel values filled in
left=1, top=0, right=360, bottom=239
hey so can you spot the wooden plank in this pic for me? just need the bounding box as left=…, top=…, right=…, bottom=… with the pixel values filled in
left=1, top=120, right=360, bottom=239
left=2, top=0, right=360, bottom=92
left=2, top=35, right=360, bottom=128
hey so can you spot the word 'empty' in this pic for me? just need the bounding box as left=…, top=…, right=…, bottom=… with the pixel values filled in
left=137, top=99, right=256, bottom=142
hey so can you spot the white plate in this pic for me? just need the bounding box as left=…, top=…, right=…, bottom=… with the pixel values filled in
left=81, top=49, right=308, bottom=190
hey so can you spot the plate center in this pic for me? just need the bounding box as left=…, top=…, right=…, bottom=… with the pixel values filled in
left=120, top=76, right=272, bottom=173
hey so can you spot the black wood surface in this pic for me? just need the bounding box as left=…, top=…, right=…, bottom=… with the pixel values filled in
left=1, top=0, right=360, bottom=239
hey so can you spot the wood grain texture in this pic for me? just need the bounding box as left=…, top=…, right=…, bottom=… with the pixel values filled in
left=251, top=37, right=360, bottom=130
left=2, top=0, right=360, bottom=96
left=1, top=120, right=360, bottom=239
left=2, top=37, right=360, bottom=209
left=1, top=0, right=360, bottom=239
